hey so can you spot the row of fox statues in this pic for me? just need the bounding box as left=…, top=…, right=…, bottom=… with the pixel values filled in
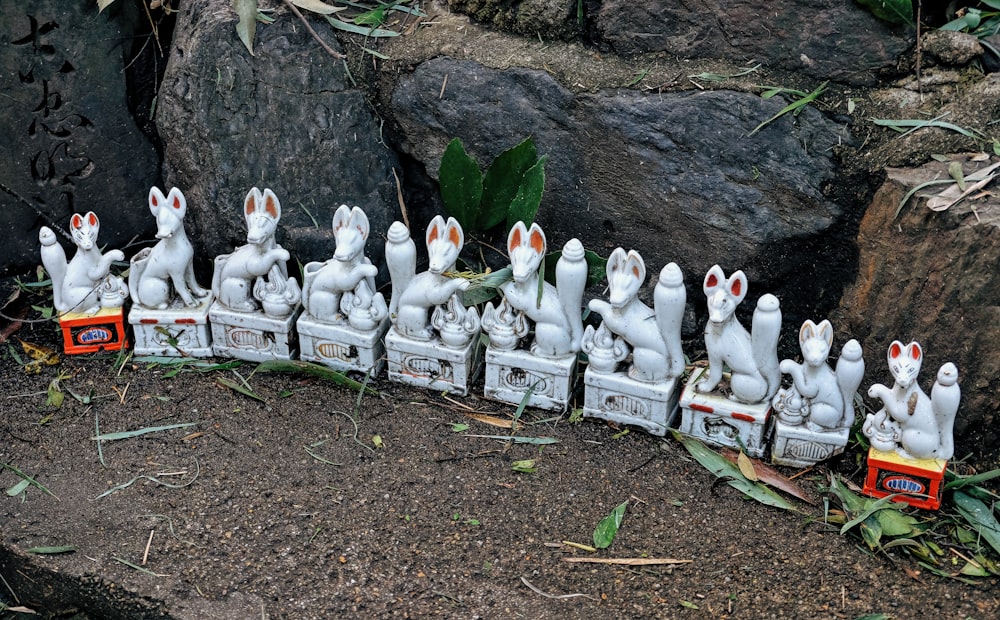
left=39, top=187, right=961, bottom=509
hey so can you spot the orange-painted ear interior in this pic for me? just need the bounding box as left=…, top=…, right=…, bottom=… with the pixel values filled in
left=71, top=213, right=83, bottom=228
left=449, top=225, right=461, bottom=248
left=705, top=274, right=718, bottom=288
left=151, top=193, right=159, bottom=207
left=890, top=342, right=902, bottom=359
left=910, top=343, right=921, bottom=360
left=632, top=265, right=640, bottom=278
left=87, top=212, right=97, bottom=226
left=245, top=196, right=256, bottom=217
left=428, top=223, right=439, bottom=244
left=509, top=227, right=521, bottom=252
left=265, top=195, right=278, bottom=218
left=172, top=195, right=182, bottom=210
left=730, top=278, right=742, bottom=297
left=529, top=230, right=544, bottom=254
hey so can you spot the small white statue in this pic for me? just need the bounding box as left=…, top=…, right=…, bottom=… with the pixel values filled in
left=585, top=249, right=685, bottom=382
left=39, top=212, right=128, bottom=315
left=488, top=221, right=586, bottom=357
left=697, top=265, right=780, bottom=404
left=211, top=187, right=300, bottom=317
left=129, top=187, right=210, bottom=310
left=301, top=204, right=387, bottom=329
left=386, top=216, right=474, bottom=342
left=864, top=341, right=960, bottom=460
left=772, top=320, right=864, bottom=432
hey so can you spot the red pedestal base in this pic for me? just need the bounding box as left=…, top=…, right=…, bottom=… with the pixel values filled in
left=863, top=447, right=946, bottom=510
left=59, top=308, right=129, bottom=355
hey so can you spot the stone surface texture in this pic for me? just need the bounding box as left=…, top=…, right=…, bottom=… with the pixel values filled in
left=0, top=0, right=159, bottom=276
left=156, top=0, right=400, bottom=274
left=834, top=160, right=1000, bottom=459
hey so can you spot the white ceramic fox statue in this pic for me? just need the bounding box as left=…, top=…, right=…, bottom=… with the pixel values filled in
left=697, top=265, right=780, bottom=404
left=39, top=212, right=127, bottom=315
left=774, top=319, right=864, bottom=431
left=386, top=216, right=473, bottom=341
left=130, top=187, right=210, bottom=309
left=212, top=187, right=300, bottom=315
left=586, top=248, right=685, bottom=382
left=301, top=204, right=384, bottom=326
left=493, top=221, right=586, bottom=358
left=865, top=341, right=960, bottom=460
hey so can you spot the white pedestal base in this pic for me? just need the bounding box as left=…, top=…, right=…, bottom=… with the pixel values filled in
left=582, top=369, right=679, bottom=436
left=483, top=348, right=577, bottom=411
left=677, top=370, right=770, bottom=458
left=770, top=420, right=849, bottom=468
left=128, top=298, right=213, bottom=357
left=209, top=302, right=300, bottom=362
left=297, top=315, right=389, bottom=375
left=385, top=328, right=481, bottom=396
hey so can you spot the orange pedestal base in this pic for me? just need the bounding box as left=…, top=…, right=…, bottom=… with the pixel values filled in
left=59, top=308, right=129, bottom=355
left=863, top=447, right=946, bottom=510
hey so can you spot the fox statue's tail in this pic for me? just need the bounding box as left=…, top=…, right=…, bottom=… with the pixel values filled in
left=751, top=294, right=782, bottom=401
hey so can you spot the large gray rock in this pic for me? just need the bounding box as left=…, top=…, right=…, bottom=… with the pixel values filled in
left=157, top=0, right=400, bottom=274
left=0, top=0, right=159, bottom=276
left=593, top=0, right=910, bottom=86
left=390, top=57, right=855, bottom=331
left=835, top=161, right=1000, bottom=464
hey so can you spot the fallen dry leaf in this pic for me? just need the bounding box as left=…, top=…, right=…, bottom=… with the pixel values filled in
left=464, top=413, right=514, bottom=429
left=563, top=557, right=692, bottom=566
left=721, top=448, right=816, bottom=505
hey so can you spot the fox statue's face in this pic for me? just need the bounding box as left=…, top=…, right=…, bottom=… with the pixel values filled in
left=333, top=204, right=369, bottom=262
left=606, top=247, right=645, bottom=309
left=887, top=341, right=922, bottom=389
left=703, top=266, right=747, bottom=324
left=243, top=188, right=281, bottom=245
left=149, top=187, right=186, bottom=240
left=507, top=221, right=545, bottom=283
left=799, top=319, right=833, bottom=367
left=70, top=212, right=99, bottom=251
left=425, top=216, right=463, bottom=274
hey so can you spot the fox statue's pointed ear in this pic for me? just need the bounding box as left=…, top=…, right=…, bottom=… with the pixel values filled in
left=703, top=264, right=725, bottom=294
left=262, top=189, right=280, bottom=219
left=906, top=341, right=922, bottom=361
left=799, top=319, right=817, bottom=343
left=333, top=204, right=352, bottom=232
left=528, top=223, right=546, bottom=255
left=507, top=221, right=527, bottom=254
left=726, top=271, right=747, bottom=302
left=625, top=250, right=645, bottom=282
left=817, top=319, right=833, bottom=346
left=244, top=188, right=259, bottom=218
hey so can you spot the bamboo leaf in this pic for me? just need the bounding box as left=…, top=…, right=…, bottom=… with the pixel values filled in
left=253, top=359, right=374, bottom=392
left=27, top=546, right=75, bottom=554
left=92, top=422, right=198, bottom=441
left=234, top=0, right=258, bottom=56
left=324, top=15, right=399, bottom=37
left=954, top=490, right=1000, bottom=557
left=1, top=463, right=57, bottom=499
left=593, top=501, right=628, bottom=549
left=464, top=434, right=559, bottom=445
left=748, top=81, right=827, bottom=137
left=289, top=0, right=345, bottom=14
left=6, top=479, right=30, bottom=497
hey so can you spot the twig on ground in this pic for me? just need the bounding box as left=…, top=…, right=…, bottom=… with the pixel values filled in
left=281, top=0, right=346, bottom=59
left=520, top=576, right=598, bottom=601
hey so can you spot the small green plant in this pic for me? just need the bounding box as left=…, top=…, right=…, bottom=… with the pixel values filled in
left=855, top=0, right=914, bottom=26
left=748, top=81, right=828, bottom=137
left=439, top=137, right=547, bottom=238
left=940, top=2, right=1000, bottom=39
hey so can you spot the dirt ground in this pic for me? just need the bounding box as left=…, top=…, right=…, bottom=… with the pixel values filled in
left=1, top=285, right=998, bottom=620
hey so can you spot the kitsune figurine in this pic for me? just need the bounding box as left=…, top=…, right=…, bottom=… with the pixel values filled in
left=488, top=221, right=586, bottom=358
left=129, top=187, right=210, bottom=310
left=212, top=187, right=300, bottom=317
left=697, top=265, right=780, bottom=404
left=386, top=216, right=476, bottom=343
left=585, top=248, right=685, bottom=382
left=39, top=212, right=128, bottom=315
left=301, top=204, right=386, bottom=329
left=865, top=341, right=960, bottom=460
left=772, top=319, right=864, bottom=432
